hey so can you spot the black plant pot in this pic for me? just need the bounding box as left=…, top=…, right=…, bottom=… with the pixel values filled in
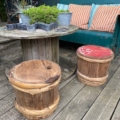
left=26, top=24, right=36, bottom=32
left=14, top=23, right=22, bottom=29
left=6, top=24, right=16, bottom=30
left=16, top=23, right=36, bottom=31
left=36, top=22, right=58, bottom=31
left=16, top=24, right=27, bottom=30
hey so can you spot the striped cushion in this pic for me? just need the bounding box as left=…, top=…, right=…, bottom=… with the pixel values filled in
left=89, top=6, right=120, bottom=32
left=69, top=4, right=91, bottom=29
left=88, top=4, right=120, bottom=28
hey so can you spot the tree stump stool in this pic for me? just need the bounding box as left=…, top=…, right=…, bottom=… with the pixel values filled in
left=76, top=45, right=114, bottom=86
left=8, top=60, right=61, bottom=120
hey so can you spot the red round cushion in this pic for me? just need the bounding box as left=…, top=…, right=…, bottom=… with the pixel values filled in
left=77, top=45, right=114, bottom=59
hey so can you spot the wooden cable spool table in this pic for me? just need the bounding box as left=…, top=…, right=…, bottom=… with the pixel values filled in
left=7, top=60, right=61, bottom=120
left=0, top=25, right=78, bottom=63
left=76, top=45, right=114, bottom=86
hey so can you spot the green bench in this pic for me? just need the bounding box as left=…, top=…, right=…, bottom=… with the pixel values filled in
left=57, top=0, right=120, bottom=56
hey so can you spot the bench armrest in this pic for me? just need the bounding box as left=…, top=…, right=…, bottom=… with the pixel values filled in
left=113, top=15, right=120, bottom=56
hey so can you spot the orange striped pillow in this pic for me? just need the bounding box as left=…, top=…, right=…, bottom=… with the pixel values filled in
left=69, top=4, right=91, bottom=29
left=89, top=6, right=120, bottom=32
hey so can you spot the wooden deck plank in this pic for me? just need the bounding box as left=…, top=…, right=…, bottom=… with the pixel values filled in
left=0, top=40, right=21, bottom=53
left=0, top=40, right=22, bottom=63
left=59, top=75, right=76, bottom=90
left=0, top=75, right=8, bottom=88
left=48, top=55, right=120, bottom=120
left=82, top=66, right=120, bottom=120
left=0, top=37, right=13, bottom=44
left=0, top=93, right=15, bottom=116
left=0, top=83, right=14, bottom=99
left=42, top=77, right=85, bottom=120
left=0, top=39, right=120, bottom=120
left=19, top=54, right=120, bottom=120
left=111, top=100, right=120, bottom=120
left=0, top=107, right=25, bottom=120
left=53, top=84, right=104, bottom=120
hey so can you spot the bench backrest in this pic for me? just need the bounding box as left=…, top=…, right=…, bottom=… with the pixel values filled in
left=59, top=0, right=120, bottom=5
left=43, top=0, right=120, bottom=6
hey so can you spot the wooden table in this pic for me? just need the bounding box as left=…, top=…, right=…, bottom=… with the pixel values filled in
left=0, top=25, right=78, bottom=63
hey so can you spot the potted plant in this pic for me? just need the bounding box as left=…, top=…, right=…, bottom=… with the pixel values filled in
left=5, top=0, right=36, bottom=31
left=57, top=10, right=72, bottom=27
left=14, top=0, right=33, bottom=24
left=23, top=5, right=60, bottom=31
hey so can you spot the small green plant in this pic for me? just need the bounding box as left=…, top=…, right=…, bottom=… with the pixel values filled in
left=14, top=0, right=33, bottom=13
left=23, top=5, right=60, bottom=24
left=59, top=10, right=69, bottom=13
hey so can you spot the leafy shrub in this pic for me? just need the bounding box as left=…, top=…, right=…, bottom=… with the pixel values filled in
left=23, top=5, right=60, bottom=24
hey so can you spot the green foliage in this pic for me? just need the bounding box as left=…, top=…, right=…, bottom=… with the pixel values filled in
left=0, top=0, right=7, bottom=21
left=59, top=10, right=69, bottom=13
left=14, top=0, right=33, bottom=13
left=23, top=5, right=60, bottom=24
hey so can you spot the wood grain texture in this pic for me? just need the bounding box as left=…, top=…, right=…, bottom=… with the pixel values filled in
left=21, top=38, right=59, bottom=63
left=0, top=40, right=22, bottom=63
left=0, top=107, right=25, bottom=120
left=0, top=83, right=14, bottom=99
left=77, top=52, right=113, bottom=86
left=13, top=77, right=60, bottom=119
left=9, top=60, right=61, bottom=85
left=51, top=37, right=59, bottom=63
left=82, top=66, right=120, bottom=120
left=43, top=54, right=120, bottom=120
left=43, top=77, right=85, bottom=120
left=7, top=60, right=61, bottom=119
left=0, top=93, right=15, bottom=116
left=21, top=40, right=33, bottom=60
left=0, top=37, right=12, bottom=43
left=0, top=76, right=8, bottom=88
left=45, top=38, right=52, bottom=61
left=0, top=25, right=78, bottom=40
left=14, top=85, right=59, bottom=109
left=111, top=100, right=120, bottom=120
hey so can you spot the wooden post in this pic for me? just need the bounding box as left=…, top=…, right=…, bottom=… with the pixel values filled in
left=21, top=37, right=59, bottom=63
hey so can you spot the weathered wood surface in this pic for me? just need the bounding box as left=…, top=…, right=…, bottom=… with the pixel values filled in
left=111, top=100, right=120, bottom=120
left=21, top=37, right=59, bottom=63
left=1, top=39, right=120, bottom=120
left=8, top=60, right=61, bottom=86
left=0, top=40, right=22, bottom=64
left=43, top=55, right=120, bottom=120
left=82, top=66, right=120, bottom=120
left=77, top=51, right=114, bottom=86
left=0, top=25, right=78, bottom=40
left=0, top=37, right=12, bottom=43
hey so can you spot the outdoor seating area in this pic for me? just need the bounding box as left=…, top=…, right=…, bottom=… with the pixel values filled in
left=59, top=0, right=120, bottom=56
left=0, top=38, right=120, bottom=120
left=0, top=0, right=120, bottom=120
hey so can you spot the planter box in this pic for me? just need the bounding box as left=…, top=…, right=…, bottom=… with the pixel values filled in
left=57, top=13, right=72, bottom=27
left=6, top=24, right=16, bottom=30
left=19, top=13, right=30, bottom=25
left=6, top=23, right=36, bottom=31
left=36, top=22, right=58, bottom=31
left=17, top=24, right=27, bottom=30
left=26, top=24, right=36, bottom=32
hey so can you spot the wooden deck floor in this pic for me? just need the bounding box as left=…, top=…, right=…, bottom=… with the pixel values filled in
left=0, top=22, right=120, bottom=120
left=0, top=41, right=120, bottom=120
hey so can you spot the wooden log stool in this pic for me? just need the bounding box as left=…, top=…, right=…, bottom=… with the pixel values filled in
left=76, top=45, right=114, bottom=86
left=7, top=60, right=61, bottom=120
